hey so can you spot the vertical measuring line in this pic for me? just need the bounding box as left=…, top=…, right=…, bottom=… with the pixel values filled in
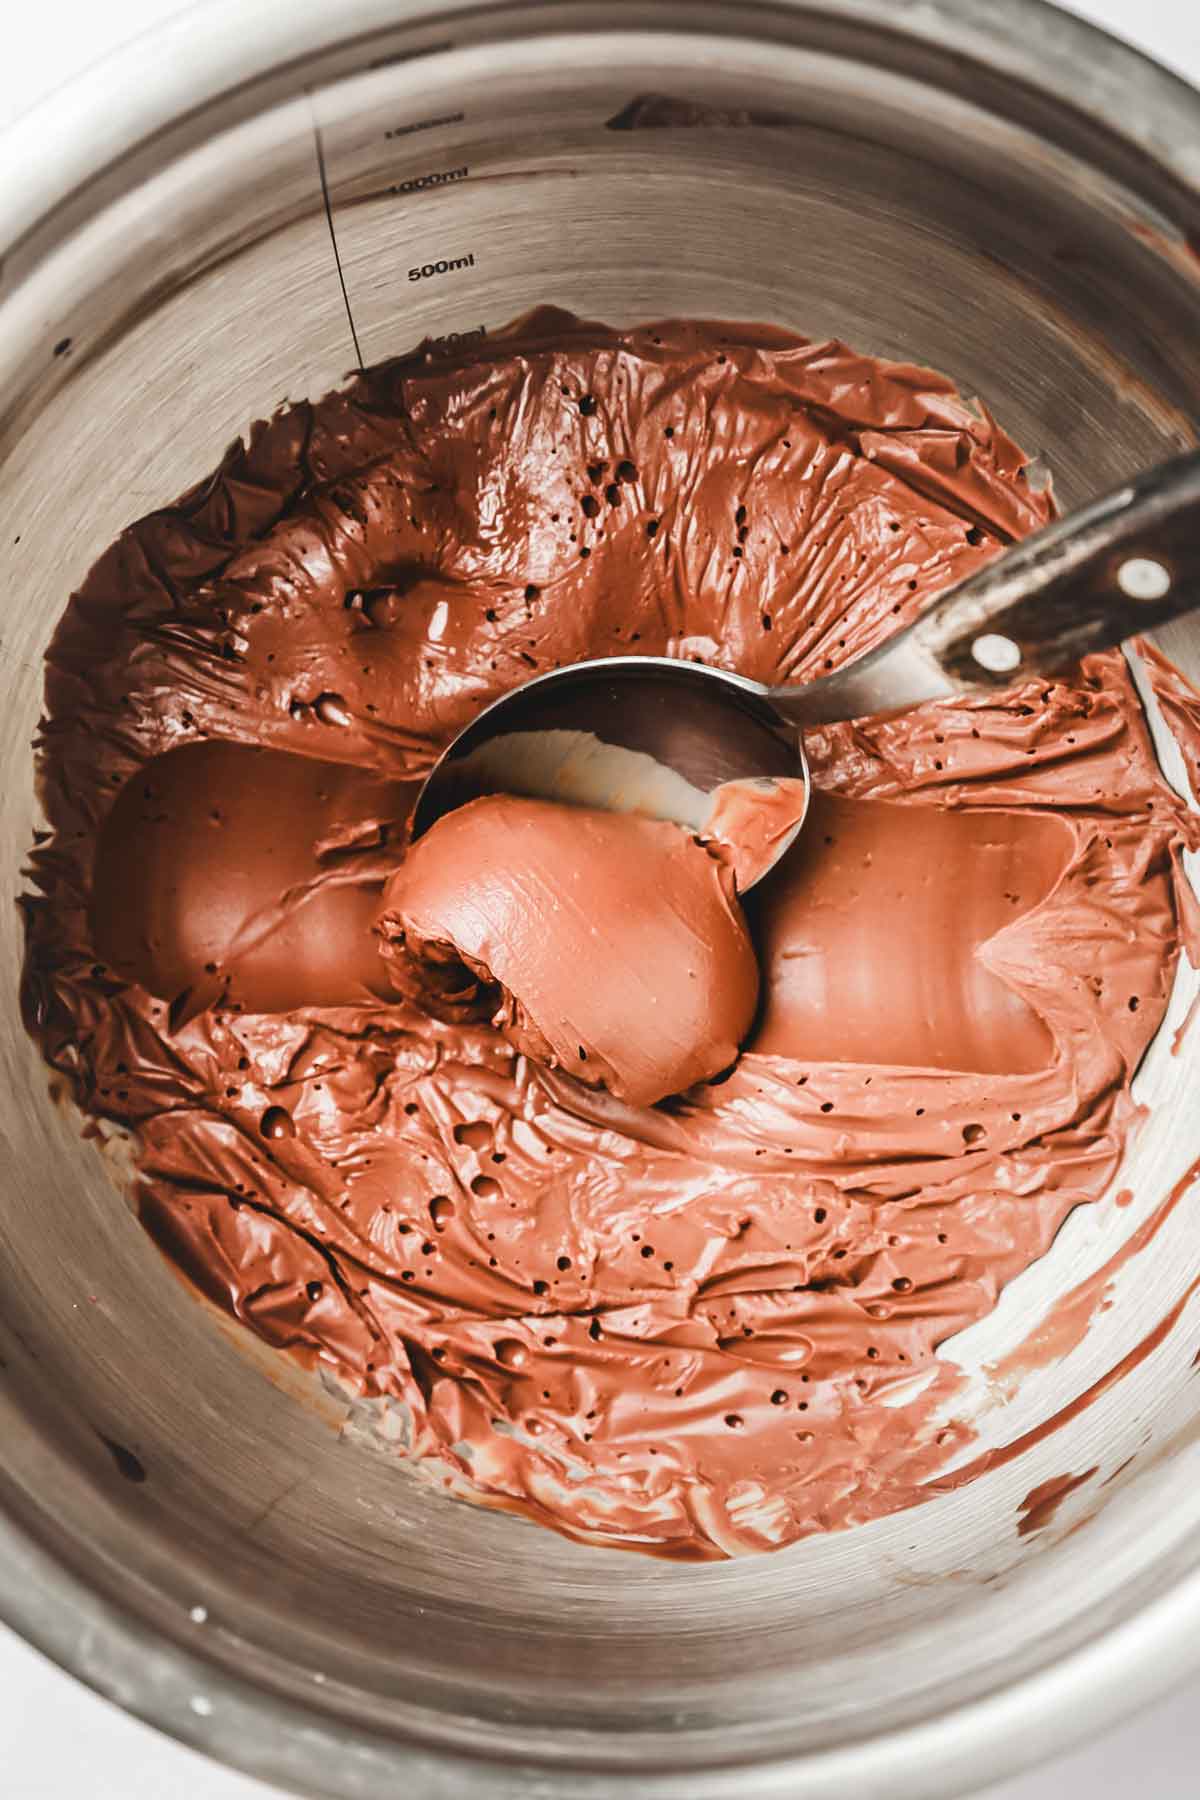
left=308, top=92, right=365, bottom=371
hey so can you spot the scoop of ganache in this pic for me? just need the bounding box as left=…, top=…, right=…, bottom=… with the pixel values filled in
left=376, top=794, right=761, bottom=1107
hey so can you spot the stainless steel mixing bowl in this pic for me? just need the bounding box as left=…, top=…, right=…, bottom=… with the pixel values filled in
left=2, top=4, right=1200, bottom=1796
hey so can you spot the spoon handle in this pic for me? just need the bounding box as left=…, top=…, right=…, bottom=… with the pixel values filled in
left=765, top=448, right=1200, bottom=730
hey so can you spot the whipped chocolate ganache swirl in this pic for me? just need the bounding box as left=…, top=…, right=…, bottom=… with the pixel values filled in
left=21, top=309, right=1200, bottom=1558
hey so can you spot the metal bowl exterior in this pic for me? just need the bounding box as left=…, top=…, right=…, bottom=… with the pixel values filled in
left=2, top=5, right=1200, bottom=1797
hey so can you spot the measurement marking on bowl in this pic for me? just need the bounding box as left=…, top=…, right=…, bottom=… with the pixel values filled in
left=427, top=325, right=487, bottom=356
left=367, top=41, right=456, bottom=72
left=391, top=166, right=469, bottom=195
left=409, top=253, right=477, bottom=283
left=309, top=99, right=363, bottom=370
left=384, top=111, right=465, bottom=140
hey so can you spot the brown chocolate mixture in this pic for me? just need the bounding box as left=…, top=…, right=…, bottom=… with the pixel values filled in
left=21, top=309, right=1200, bottom=1558
left=377, top=795, right=763, bottom=1108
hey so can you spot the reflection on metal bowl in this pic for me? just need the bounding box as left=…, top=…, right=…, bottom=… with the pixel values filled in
left=1, top=3, right=1200, bottom=1796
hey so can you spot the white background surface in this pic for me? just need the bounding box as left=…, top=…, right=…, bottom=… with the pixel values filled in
left=2, top=2, right=1200, bottom=1796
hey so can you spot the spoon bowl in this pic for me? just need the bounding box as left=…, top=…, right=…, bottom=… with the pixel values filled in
left=413, top=450, right=1200, bottom=884
left=410, top=655, right=811, bottom=867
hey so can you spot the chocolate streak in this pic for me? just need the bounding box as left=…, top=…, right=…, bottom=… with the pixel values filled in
left=1016, top=1467, right=1097, bottom=1539
left=20, top=308, right=1200, bottom=1558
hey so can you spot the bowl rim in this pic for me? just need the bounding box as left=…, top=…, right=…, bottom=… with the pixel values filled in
left=3, top=1, right=1200, bottom=1795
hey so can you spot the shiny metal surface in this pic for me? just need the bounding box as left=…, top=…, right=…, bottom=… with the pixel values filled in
left=414, top=452, right=1200, bottom=878
left=2, top=4, right=1200, bottom=1798
left=409, top=655, right=812, bottom=863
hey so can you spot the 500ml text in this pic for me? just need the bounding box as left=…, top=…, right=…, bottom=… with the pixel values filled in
left=408, top=253, right=476, bottom=282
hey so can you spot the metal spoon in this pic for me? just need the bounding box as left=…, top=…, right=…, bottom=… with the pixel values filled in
left=412, top=449, right=1200, bottom=885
